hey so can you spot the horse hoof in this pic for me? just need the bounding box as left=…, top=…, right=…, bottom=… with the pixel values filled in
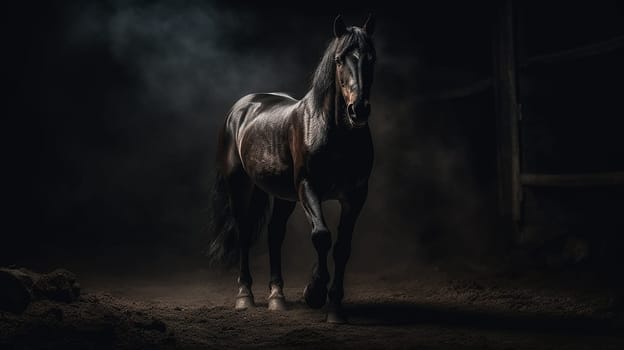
left=326, top=311, right=347, bottom=324
left=268, top=297, right=287, bottom=311
left=235, top=296, right=255, bottom=310
left=303, top=283, right=327, bottom=309
left=268, top=284, right=287, bottom=311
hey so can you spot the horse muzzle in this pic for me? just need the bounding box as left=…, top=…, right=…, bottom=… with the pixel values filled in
left=347, top=101, right=371, bottom=127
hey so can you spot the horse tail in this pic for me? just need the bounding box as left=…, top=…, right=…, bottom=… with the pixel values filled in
left=206, top=135, right=275, bottom=269
left=206, top=169, right=239, bottom=267
left=206, top=169, right=272, bottom=267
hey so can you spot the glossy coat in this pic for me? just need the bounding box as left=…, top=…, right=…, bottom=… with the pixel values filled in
left=209, top=15, right=376, bottom=323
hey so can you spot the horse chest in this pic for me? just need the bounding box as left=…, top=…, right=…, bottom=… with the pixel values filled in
left=307, top=145, right=372, bottom=195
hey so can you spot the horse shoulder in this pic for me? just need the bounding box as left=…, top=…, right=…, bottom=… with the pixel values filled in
left=296, top=102, right=329, bottom=153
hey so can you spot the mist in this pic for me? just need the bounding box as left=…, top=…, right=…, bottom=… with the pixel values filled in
left=5, top=0, right=499, bottom=275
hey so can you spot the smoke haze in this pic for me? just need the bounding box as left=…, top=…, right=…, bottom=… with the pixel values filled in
left=5, top=0, right=500, bottom=275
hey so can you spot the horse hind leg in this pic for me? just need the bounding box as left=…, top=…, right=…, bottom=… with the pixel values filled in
left=236, top=186, right=272, bottom=311
left=267, top=198, right=296, bottom=311
left=227, top=171, right=264, bottom=311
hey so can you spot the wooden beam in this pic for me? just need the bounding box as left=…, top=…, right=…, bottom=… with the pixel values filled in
left=418, top=33, right=624, bottom=101
left=521, top=34, right=624, bottom=68
left=521, top=172, right=624, bottom=187
left=417, top=78, right=493, bottom=101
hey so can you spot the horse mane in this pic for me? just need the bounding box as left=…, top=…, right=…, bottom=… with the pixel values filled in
left=309, top=27, right=372, bottom=111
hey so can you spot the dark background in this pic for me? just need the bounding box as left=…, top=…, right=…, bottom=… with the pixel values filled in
left=4, top=1, right=624, bottom=279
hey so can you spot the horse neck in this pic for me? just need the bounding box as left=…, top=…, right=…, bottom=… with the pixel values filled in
left=306, top=79, right=347, bottom=130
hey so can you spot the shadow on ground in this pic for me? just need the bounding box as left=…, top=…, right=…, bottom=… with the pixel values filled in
left=346, top=301, right=618, bottom=334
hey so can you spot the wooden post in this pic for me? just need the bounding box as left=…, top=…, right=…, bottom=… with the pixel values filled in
left=493, top=0, right=521, bottom=242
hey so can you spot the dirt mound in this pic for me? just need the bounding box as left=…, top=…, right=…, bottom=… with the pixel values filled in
left=0, top=268, right=80, bottom=313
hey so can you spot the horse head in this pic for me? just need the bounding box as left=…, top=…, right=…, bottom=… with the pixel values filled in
left=333, top=14, right=376, bottom=128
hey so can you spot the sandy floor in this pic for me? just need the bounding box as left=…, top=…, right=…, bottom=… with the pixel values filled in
left=1, top=266, right=623, bottom=349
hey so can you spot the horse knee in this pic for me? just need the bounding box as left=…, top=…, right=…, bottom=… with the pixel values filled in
left=311, top=229, right=331, bottom=252
left=332, top=241, right=352, bottom=265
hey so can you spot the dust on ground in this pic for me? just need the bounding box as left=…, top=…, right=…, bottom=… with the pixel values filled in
left=1, top=265, right=622, bottom=349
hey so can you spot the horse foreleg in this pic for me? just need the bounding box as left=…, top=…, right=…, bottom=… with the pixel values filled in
left=298, top=179, right=331, bottom=309
left=267, top=198, right=296, bottom=311
left=327, top=185, right=368, bottom=323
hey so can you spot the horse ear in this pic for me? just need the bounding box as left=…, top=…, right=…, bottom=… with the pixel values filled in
left=334, top=15, right=347, bottom=38
left=363, top=13, right=375, bottom=36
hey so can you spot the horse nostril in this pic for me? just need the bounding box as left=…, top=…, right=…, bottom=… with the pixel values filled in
left=347, top=104, right=356, bottom=118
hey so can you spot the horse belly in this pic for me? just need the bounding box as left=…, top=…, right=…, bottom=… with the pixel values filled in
left=240, top=141, right=297, bottom=201
left=254, top=171, right=297, bottom=201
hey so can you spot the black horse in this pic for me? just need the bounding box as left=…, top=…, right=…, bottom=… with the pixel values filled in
left=208, top=15, right=376, bottom=323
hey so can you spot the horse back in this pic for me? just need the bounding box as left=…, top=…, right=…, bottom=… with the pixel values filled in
left=218, top=93, right=302, bottom=200
left=224, top=92, right=296, bottom=132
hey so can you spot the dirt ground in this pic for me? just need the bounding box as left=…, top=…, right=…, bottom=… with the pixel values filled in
left=1, top=265, right=623, bottom=349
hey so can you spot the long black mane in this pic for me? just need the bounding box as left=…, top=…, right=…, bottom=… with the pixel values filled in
left=309, top=27, right=373, bottom=111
